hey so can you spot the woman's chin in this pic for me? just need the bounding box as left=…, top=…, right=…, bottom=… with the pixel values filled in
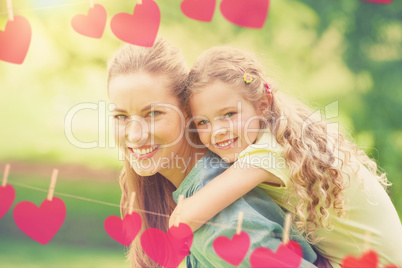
left=129, top=162, right=159, bottom=177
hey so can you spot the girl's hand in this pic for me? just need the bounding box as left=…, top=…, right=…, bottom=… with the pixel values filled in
left=169, top=198, right=205, bottom=232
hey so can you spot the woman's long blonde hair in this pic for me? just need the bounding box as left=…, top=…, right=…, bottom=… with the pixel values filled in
left=107, top=39, right=188, bottom=267
left=185, top=46, right=389, bottom=243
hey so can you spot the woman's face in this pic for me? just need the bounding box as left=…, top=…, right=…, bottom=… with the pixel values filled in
left=109, top=72, right=187, bottom=177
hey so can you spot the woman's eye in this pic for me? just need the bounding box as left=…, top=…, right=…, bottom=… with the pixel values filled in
left=114, top=114, right=128, bottom=121
left=197, top=120, right=209, bottom=126
left=148, top=111, right=161, bottom=117
left=224, top=112, right=235, bottom=117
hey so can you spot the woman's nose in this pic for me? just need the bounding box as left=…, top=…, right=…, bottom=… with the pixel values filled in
left=125, top=117, right=149, bottom=146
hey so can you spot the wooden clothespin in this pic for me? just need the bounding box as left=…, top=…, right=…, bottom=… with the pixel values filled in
left=363, top=231, right=372, bottom=252
left=89, top=0, right=94, bottom=8
left=236, top=211, right=244, bottom=235
left=128, top=192, right=136, bottom=215
left=282, top=213, right=292, bottom=244
left=137, top=0, right=142, bottom=5
left=7, top=0, right=14, bottom=21
left=174, top=194, right=184, bottom=227
left=2, top=164, right=11, bottom=187
left=47, top=169, right=59, bottom=201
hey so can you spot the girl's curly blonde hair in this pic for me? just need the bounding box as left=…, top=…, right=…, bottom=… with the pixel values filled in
left=185, top=46, right=390, bottom=243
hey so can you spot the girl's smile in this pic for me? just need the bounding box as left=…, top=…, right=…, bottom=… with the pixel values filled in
left=214, top=137, right=238, bottom=150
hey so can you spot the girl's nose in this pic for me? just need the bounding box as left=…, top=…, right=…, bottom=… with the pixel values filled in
left=212, top=118, right=232, bottom=136
left=125, top=116, right=149, bottom=146
left=211, top=123, right=232, bottom=144
left=214, top=128, right=229, bottom=136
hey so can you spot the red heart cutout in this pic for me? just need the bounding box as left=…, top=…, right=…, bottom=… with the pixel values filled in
left=180, top=0, right=216, bottom=22
left=104, top=212, right=142, bottom=246
left=141, top=223, right=193, bottom=267
left=0, top=184, right=16, bottom=218
left=361, top=0, right=392, bottom=4
left=71, top=4, right=107, bottom=39
left=213, top=231, right=250, bottom=266
left=341, top=250, right=379, bottom=268
left=0, top=16, right=32, bottom=64
left=13, top=197, right=66, bottom=245
left=220, top=0, right=269, bottom=29
left=250, top=241, right=303, bottom=268
left=110, top=0, right=160, bottom=47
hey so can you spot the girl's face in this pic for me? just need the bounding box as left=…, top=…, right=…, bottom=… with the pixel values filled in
left=109, top=72, right=187, bottom=177
left=190, top=80, right=262, bottom=163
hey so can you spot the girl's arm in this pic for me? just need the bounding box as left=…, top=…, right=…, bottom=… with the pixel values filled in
left=169, top=162, right=284, bottom=231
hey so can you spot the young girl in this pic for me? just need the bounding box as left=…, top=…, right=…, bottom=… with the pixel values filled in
left=171, top=46, right=402, bottom=267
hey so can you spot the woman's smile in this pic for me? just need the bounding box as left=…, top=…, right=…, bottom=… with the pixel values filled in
left=128, top=144, right=160, bottom=159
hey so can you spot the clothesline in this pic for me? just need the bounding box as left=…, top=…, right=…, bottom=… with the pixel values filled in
left=7, top=179, right=287, bottom=239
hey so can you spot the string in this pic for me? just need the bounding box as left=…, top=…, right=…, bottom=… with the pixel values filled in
left=7, top=179, right=285, bottom=239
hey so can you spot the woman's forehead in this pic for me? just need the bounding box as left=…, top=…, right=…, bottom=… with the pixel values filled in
left=109, top=73, right=180, bottom=112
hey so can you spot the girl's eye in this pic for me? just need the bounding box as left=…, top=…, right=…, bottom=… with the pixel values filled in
left=224, top=112, right=235, bottom=117
left=148, top=110, right=161, bottom=117
left=198, top=120, right=209, bottom=126
left=114, top=114, right=128, bottom=121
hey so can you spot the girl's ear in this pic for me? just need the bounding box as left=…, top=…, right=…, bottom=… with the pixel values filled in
left=256, top=94, right=272, bottom=115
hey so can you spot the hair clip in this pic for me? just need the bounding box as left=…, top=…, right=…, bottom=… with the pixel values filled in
left=243, top=73, right=253, bottom=83
left=264, top=82, right=272, bottom=94
left=236, top=66, right=253, bottom=84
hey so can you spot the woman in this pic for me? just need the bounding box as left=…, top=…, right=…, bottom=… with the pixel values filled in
left=107, top=39, right=318, bottom=267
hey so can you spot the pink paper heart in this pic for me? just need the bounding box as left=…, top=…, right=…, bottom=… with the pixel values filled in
left=13, top=197, right=66, bottom=245
left=110, top=0, right=160, bottom=47
left=0, top=15, right=32, bottom=64
left=361, top=0, right=392, bottom=4
left=220, top=0, right=269, bottom=29
left=341, top=250, right=379, bottom=268
left=141, top=223, right=193, bottom=267
left=71, top=4, right=107, bottom=39
left=180, top=0, right=216, bottom=22
left=213, top=231, right=250, bottom=266
left=104, top=212, right=142, bottom=246
left=250, top=241, right=302, bottom=268
left=0, top=184, right=16, bottom=218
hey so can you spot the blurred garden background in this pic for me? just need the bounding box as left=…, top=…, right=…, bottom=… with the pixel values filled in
left=1, top=0, right=401, bottom=266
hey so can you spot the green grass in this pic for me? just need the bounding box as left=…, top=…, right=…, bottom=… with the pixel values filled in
left=0, top=239, right=128, bottom=268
